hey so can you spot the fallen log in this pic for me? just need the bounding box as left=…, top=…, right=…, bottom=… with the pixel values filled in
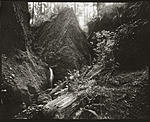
left=53, top=88, right=68, bottom=97
left=42, top=91, right=86, bottom=119
left=38, top=64, right=103, bottom=98
left=37, top=64, right=105, bottom=119
left=38, top=80, right=68, bottom=97
left=84, top=64, right=104, bottom=80
left=41, top=69, right=101, bottom=119
left=49, top=80, right=68, bottom=96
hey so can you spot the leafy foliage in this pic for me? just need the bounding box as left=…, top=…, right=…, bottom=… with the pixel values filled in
left=90, top=30, right=119, bottom=72
left=73, top=68, right=149, bottom=119
left=2, top=1, right=150, bottom=120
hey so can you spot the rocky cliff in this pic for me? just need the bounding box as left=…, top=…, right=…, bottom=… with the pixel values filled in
left=31, top=8, right=92, bottom=81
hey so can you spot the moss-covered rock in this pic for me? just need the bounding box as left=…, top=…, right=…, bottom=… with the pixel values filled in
left=32, top=8, right=92, bottom=81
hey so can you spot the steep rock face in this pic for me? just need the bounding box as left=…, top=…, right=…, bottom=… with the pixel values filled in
left=114, top=1, right=150, bottom=70
left=1, top=1, right=30, bottom=53
left=1, top=51, right=48, bottom=105
left=32, top=8, right=91, bottom=81
left=0, top=1, right=50, bottom=118
left=1, top=51, right=51, bottom=119
left=88, top=2, right=150, bottom=70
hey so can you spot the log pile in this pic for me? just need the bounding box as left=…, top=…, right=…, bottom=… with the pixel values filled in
left=13, top=66, right=150, bottom=119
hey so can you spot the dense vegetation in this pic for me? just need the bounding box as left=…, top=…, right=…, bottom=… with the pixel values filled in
left=0, top=1, right=150, bottom=119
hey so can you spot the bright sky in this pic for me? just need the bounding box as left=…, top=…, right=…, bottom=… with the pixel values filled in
left=28, top=2, right=115, bottom=31
left=105, top=3, right=114, bottom=6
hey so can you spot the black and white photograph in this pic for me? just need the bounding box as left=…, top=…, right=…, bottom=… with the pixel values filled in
left=0, top=0, right=150, bottom=119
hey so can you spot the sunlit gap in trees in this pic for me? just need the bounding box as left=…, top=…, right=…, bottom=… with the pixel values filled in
left=105, top=3, right=114, bottom=6
left=28, top=2, right=116, bottom=32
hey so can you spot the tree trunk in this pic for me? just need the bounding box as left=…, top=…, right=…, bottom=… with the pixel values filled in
left=74, top=3, right=76, bottom=15
left=96, top=2, right=99, bottom=17
left=32, top=2, right=34, bottom=24
left=84, top=3, right=86, bottom=26
left=40, top=2, right=42, bottom=14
